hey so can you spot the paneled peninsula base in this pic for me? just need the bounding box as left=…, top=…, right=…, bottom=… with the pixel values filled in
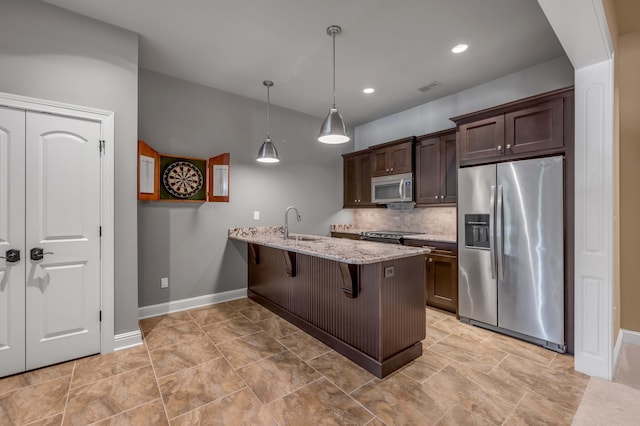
left=247, top=243, right=426, bottom=378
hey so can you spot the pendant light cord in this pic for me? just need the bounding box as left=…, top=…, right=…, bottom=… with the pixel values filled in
left=332, top=31, right=336, bottom=109
left=266, top=85, right=271, bottom=139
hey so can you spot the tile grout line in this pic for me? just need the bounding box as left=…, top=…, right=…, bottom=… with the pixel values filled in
left=85, top=398, right=164, bottom=426
left=142, top=338, right=172, bottom=424
left=68, top=361, right=152, bottom=392
left=59, top=360, right=77, bottom=426
left=501, top=390, right=529, bottom=425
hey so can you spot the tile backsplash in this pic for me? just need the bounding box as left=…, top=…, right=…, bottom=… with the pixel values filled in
left=351, top=206, right=456, bottom=238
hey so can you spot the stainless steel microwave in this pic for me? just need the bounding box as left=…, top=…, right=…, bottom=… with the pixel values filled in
left=371, top=172, right=413, bottom=204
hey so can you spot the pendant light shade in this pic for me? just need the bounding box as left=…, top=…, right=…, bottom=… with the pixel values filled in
left=256, top=80, right=280, bottom=163
left=256, top=138, right=279, bottom=163
left=318, top=25, right=350, bottom=144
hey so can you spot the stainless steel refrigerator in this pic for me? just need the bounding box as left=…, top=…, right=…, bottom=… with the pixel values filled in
left=457, top=156, right=565, bottom=352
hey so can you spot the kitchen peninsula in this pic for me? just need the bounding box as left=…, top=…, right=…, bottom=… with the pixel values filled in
left=229, top=227, right=430, bottom=378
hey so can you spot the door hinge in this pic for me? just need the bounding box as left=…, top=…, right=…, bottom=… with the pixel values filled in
left=99, top=310, right=102, bottom=322
left=99, top=140, right=106, bottom=155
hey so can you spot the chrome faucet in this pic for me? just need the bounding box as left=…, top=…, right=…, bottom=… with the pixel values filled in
left=284, top=206, right=302, bottom=240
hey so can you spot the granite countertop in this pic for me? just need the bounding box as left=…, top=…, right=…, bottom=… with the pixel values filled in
left=329, top=224, right=456, bottom=243
left=228, top=227, right=430, bottom=265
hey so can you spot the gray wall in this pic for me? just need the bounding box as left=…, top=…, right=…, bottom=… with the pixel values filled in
left=0, top=0, right=139, bottom=335
left=138, top=69, right=353, bottom=307
left=355, top=56, right=574, bottom=149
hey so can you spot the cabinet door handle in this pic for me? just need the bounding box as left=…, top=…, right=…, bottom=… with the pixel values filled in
left=506, top=144, right=511, bottom=149
left=386, top=168, right=389, bottom=172
left=390, top=168, right=394, bottom=172
left=428, top=258, right=433, bottom=263
left=497, top=145, right=502, bottom=151
left=435, top=195, right=439, bottom=199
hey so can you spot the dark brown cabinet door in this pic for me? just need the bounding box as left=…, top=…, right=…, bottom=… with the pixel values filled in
left=388, top=141, right=413, bottom=175
left=370, top=141, right=413, bottom=177
left=458, top=115, right=505, bottom=164
left=426, top=253, right=457, bottom=313
left=343, top=152, right=373, bottom=208
left=343, top=156, right=359, bottom=207
left=370, top=148, right=389, bottom=177
left=357, top=154, right=372, bottom=205
left=415, top=137, right=441, bottom=204
left=440, top=132, right=457, bottom=203
left=505, top=98, right=564, bottom=155
left=415, top=131, right=456, bottom=205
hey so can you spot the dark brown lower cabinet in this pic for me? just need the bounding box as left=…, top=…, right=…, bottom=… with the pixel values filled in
left=426, top=252, right=457, bottom=313
left=404, top=239, right=458, bottom=314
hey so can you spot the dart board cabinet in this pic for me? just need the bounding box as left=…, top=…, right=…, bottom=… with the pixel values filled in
left=138, top=140, right=230, bottom=203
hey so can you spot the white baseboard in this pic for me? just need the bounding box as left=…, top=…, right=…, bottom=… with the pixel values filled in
left=621, top=329, right=640, bottom=346
left=113, top=329, right=143, bottom=351
left=138, top=288, right=248, bottom=320
left=613, top=329, right=624, bottom=375
left=613, top=328, right=640, bottom=374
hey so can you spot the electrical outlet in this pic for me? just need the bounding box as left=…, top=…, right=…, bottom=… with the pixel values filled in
left=161, top=277, right=169, bottom=288
left=253, top=211, right=260, bottom=220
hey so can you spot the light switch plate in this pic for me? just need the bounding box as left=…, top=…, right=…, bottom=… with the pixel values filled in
left=161, top=277, right=169, bottom=288
left=253, top=211, right=260, bottom=220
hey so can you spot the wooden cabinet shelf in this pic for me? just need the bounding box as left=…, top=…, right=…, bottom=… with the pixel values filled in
left=415, top=130, right=456, bottom=205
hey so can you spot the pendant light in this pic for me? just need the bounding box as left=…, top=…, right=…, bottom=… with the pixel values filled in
left=318, top=25, right=350, bottom=144
left=256, top=80, right=280, bottom=163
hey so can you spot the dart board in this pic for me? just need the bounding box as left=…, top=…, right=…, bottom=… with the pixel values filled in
left=160, top=156, right=207, bottom=201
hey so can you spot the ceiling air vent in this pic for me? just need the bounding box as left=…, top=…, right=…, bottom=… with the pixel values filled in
left=418, top=81, right=442, bottom=93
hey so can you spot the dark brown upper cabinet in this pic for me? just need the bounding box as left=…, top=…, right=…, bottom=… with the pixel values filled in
left=370, top=137, right=414, bottom=177
left=453, top=88, right=572, bottom=167
left=415, top=130, right=457, bottom=205
left=343, top=151, right=374, bottom=208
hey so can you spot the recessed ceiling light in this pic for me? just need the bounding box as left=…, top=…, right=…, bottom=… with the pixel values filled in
left=451, top=43, right=468, bottom=54
left=363, top=88, right=375, bottom=94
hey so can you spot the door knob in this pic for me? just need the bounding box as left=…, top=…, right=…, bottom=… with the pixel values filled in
left=30, top=248, right=54, bottom=261
left=0, top=249, right=20, bottom=263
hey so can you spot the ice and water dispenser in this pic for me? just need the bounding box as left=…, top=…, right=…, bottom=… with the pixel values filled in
left=464, top=214, right=490, bottom=249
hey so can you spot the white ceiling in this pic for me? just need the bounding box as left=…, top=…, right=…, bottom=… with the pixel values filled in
left=41, top=0, right=566, bottom=126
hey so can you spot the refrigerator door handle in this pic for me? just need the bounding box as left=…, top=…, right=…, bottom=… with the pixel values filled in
left=496, top=185, right=504, bottom=281
left=489, top=185, right=496, bottom=279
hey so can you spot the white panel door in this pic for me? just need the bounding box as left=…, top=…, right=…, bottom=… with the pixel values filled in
left=25, top=111, right=101, bottom=370
left=0, top=107, right=26, bottom=377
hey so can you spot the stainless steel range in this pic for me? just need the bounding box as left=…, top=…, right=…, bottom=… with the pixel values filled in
left=360, top=230, right=420, bottom=245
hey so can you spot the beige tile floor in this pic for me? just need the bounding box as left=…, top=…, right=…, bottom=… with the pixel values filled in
left=0, top=299, right=589, bottom=425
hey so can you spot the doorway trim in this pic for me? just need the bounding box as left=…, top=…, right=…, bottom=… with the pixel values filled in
left=0, top=91, right=115, bottom=354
